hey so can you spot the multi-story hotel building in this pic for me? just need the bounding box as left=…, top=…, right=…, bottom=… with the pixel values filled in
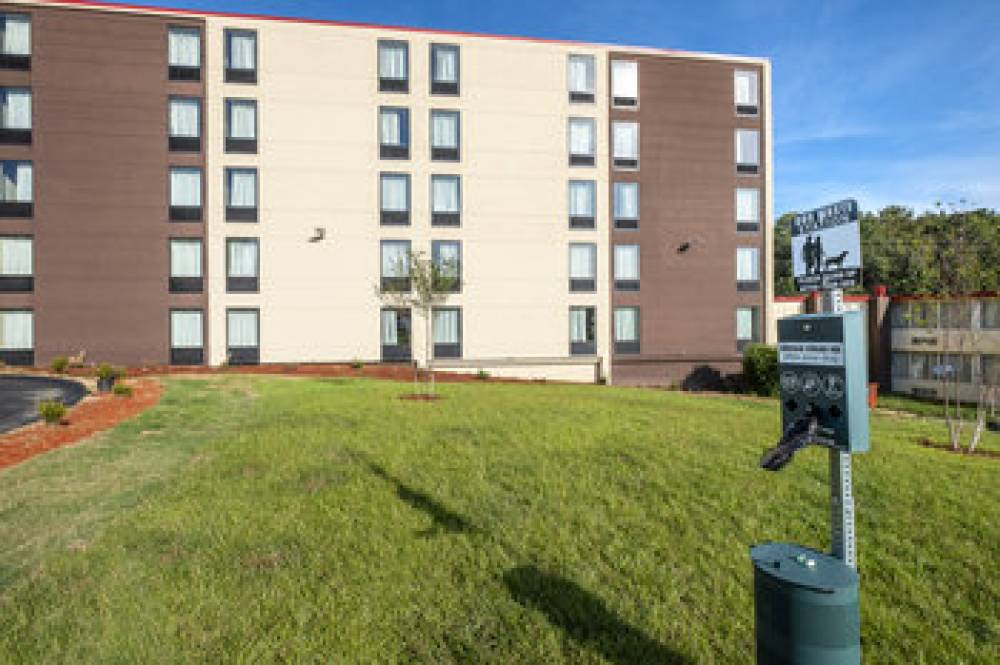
left=0, top=0, right=773, bottom=386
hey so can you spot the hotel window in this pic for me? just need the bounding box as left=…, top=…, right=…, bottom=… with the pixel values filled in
left=226, top=168, right=258, bottom=221
left=431, top=44, right=459, bottom=95
left=225, top=29, right=257, bottom=83
left=169, top=167, right=202, bottom=221
left=569, top=306, right=596, bottom=356
left=379, top=107, right=409, bottom=159
left=0, top=87, right=31, bottom=144
left=432, top=240, right=461, bottom=293
left=227, top=308, right=259, bottom=366
left=736, top=129, right=759, bottom=174
left=0, top=13, right=31, bottom=70
left=432, top=307, right=462, bottom=359
left=168, top=26, right=201, bottom=81
left=378, top=40, right=408, bottom=93
left=613, top=182, right=639, bottom=229
left=569, top=243, right=596, bottom=292
left=734, top=70, right=759, bottom=116
left=381, top=239, right=411, bottom=292
left=0, top=309, right=33, bottom=366
left=612, top=122, right=639, bottom=169
left=567, top=54, right=595, bottom=103
left=736, top=247, right=760, bottom=291
left=736, top=306, right=760, bottom=352
left=611, top=60, right=638, bottom=108
left=614, top=244, right=640, bottom=291
left=0, top=161, right=32, bottom=217
left=226, top=238, right=259, bottom=293
left=568, top=180, right=595, bottom=229
left=380, top=308, right=412, bottom=362
left=431, top=110, right=460, bottom=161
left=225, top=99, right=257, bottom=153
left=614, top=306, right=640, bottom=354
left=0, top=236, right=32, bottom=292
left=169, top=238, right=203, bottom=293
left=380, top=173, right=410, bottom=226
left=431, top=175, right=461, bottom=226
left=568, top=117, right=595, bottom=166
left=736, top=188, right=760, bottom=232
left=168, top=97, right=201, bottom=151
left=170, top=309, right=204, bottom=365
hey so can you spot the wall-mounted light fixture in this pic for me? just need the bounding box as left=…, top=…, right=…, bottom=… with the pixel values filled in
left=309, top=227, right=326, bottom=243
left=678, top=241, right=691, bottom=253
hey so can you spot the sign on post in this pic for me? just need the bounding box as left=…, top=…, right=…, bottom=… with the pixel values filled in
left=791, top=199, right=862, bottom=292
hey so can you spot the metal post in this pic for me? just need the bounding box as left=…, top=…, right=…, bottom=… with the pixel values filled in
left=821, top=287, right=857, bottom=568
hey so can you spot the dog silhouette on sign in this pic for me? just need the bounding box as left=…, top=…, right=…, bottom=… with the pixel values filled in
left=825, top=250, right=849, bottom=269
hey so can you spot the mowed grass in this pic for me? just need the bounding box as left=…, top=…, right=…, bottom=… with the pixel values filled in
left=0, top=376, right=997, bottom=663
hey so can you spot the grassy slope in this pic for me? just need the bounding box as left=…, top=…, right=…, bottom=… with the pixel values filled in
left=0, top=376, right=997, bottom=663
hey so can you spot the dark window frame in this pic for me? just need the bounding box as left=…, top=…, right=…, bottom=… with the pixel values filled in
left=569, top=306, right=596, bottom=356
left=432, top=306, right=463, bottom=359
left=0, top=159, right=32, bottom=217
left=614, top=306, right=641, bottom=355
left=0, top=233, right=33, bottom=292
left=380, top=239, right=412, bottom=293
left=379, top=172, right=411, bottom=226
left=735, top=306, right=760, bottom=352
left=379, top=106, right=410, bottom=160
left=430, top=109, right=461, bottom=162
left=168, top=95, right=202, bottom=152
left=0, top=307, right=33, bottom=366
left=569, top=242, right=597, bottom=293
left=167, top=25, right=202, bottom=81
left=432, top=239, right=462, bottom=293
left=567, top=53, right=595, bottom=104
left=377, top=39, right=409, bottom=93
left=568, top=179, right=596, bottom=229
left=736, top=129, right=760, bottom=175
left=226, top=236, right=260, bottom=293
left=169, top=308, right=205, bottom=365
left=430, top=43, right=460, bottom=96
left=168, top=165, right=204, bottom=222
left=613, top=181, right=640, bottom=230
left=568, top=117, right=596, bottom=167
left=0, top=86, right=31, bottom=144
left=612, top=121, right=640, bottom=171
left=224, top=28, right=258, bottom=84
left=225, top=98, right=258, bottom=154
left=226, top=307, right=260, bottom=366
left=431, top=174, right=461, bottom=227
left=613, top=244, right=640, bottom=292
left=734, top=70, right=759, bottom=117
left=168, top=237, right=204, bottom=294
left=380, top=307, right=412, bottom=362
left=0, top=13, right=31, bottom=71
left=225, top=167, right=258, bottom=222
left=611, top=60, right=639, bottom=109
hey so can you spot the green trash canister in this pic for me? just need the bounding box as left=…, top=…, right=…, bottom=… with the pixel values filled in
left=751, top=542, right=860, bottom=664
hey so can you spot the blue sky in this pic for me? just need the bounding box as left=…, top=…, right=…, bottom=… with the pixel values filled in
left=132, top=0, right=999, bottom=216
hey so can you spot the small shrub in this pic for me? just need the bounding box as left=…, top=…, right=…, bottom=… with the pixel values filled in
left=742, top=344, right=779, bottom=397
left=351, top=359, right=364, bottom=370
left=50, top=356, right=70, bottom=374
left=476, top=369, right=490, bottom=380
left=96, top=363, right=115, bottom=381
left=113, top=382, right=133, bottom=397
left=38, top=400, right=66, bottom=425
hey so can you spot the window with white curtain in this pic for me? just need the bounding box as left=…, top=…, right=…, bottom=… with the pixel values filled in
left=227, top=168, right=257, bottom=209
left=569, top=306, right=596, bottom=355
left=170, top=239, right=202, bottom=278
left=736, top=247, right=760, bottom=286
left=569, top=180, right=595, bottom=226
left=0, top=88, right=30, bottom=129
left=736, top=307, right=759, bottom=346
left=432, top=240, right=461, bottom=292
left=613, top=182, right=639, bottom=228
left=734, top=70, right=759, bottom=114
left=381, top=309, right=398, bottom=346
left=614, top=244, right=640, bottom=289
left=169, top=97, right=200, bottom=137
left=432, top=307, right=461, bottom=358
left=611, top=60, right=638, bottom=107
left=171, top=310, right=203, bottom=349
left=379, top=107, right=409, bottom=157
left=227, top=309, right=258, bottom=347
left=0, top=236, right=31, bottom=276
left=568, top=54, right=595, bottom=101
left=0, top=310, right=32, bottom=349
left=226, top=99, right=257, bottom=139
left=569, top=243, right=596, bottom=291
left=431, top=110, right=460, bottom=160
left=612, top=122, right=639, bottom=168
left=432, top=175, right=461, bottom=216
left=431, top=44, right=459, bottom=94
left=378, top=40, right=408, bottom=91
left=569, top=117, right=595, bottom=164
left=0, top=161, right=31, bottom=202
left=168, top=26, right=200, bottom=68
left=227, top=239, right=259, bottom=278
left=736, top=188, right=759, bottom=228
left=381, top=240, right=411, bottom=291
left=380, top=173, right=410, bottom=225
left=169, top=167, right=202, bottom=208
left=1, top=14, right=31, bottom=56
left=614, top=307, right=639, bottom=348
left=225, top=29, right=256, bottom=71
left=736, top=129, right=759, bottom=173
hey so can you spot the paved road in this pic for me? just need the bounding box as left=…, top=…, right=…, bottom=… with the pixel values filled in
left=0, top=376, right=87, bottom=434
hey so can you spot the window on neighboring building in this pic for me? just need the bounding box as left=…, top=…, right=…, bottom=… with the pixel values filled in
left=227, top=308, right=259, bottom=365
left=569, top=243, right=596, bottom=292
left=379, top=106, right=410, bottom=159
left=0, top=309, right=33, bottom=366
left=982, top=300, right=1000, bottom=329
left=569, top=117, right=596, bottom=166
left=736, top=188, right=760, bottom=232
left=431, top=175, right=461, bottom=226
left=613, top=182, right=639, bottom=229
left=378, top=40, right=408, bottom=93
left=225, top=99, right=257, bottom=153
left=168, top=96, right=201, bottom=151
left=982, top=354, right=999, bottom=387
left=226, top=167, right=258, bottom=221
left=614, top=306, right=640, bottom=354
left=226, top=237, right=259, bottom=293
left=168, top=26, right=201, bottom=81
left=568, top=54, right=595, bottom=103
left=431, top=44, right=459, bottom=95
left=736, top=306, right=759, bottom=351
left=736, top=247, right=760, bottom=290
left=568, top=180, right=595, bottom=229
left=381, top=308, right=412, bottom=362
left=381, top=239, right=411, bottom=292
left=940, top=301, right=972, bottom=329
left=431, top=110, right=460, bottom=161
left=0, top=87, right=31, bottom=144
left=432, top=307, right=462, bottom=359
left=170, top=309, right=204, bottom=365
left=908, top=302, right=939, bottom=329
left=380, top=173, right=410, bottom=226
left=169, top=167, right=202, bottom=221
left=736, top=129, right=759, bottom=174
left=611, top=60, right=638, bottom=107
left=569, top=306, right=596, bottom=355
left=0, top=236, right=32, bottom=292
left=614, top=244, right=640, bottom=291
left=734, top=69, right=759, bottom=115
left=432, top=240, right=461, bottom=293
left=225, top=29, right=257, bottom=83
left=169, top=238, right=203, bottom=293
left=936, top=353, right=973, bottom=383
left=612, top=121, right=639, bottom=169
left=0, top=160, right=32, bottom=217
left=0, top=14, right=31, bottom=70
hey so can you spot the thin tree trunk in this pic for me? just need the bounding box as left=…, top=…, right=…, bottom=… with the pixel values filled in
left=425, top=309, right=434, bottom=397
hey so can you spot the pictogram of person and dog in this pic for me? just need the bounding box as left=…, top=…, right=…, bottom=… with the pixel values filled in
left=801, top=235, right=850, bottom=276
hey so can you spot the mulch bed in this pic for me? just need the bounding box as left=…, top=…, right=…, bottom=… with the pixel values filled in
left=399, top=393, right=443, bottom=401
left=0, top=378, right=162, bottom=471
left=917, top=437, right=1000, bottom=459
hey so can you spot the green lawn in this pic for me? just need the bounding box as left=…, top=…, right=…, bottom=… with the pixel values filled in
left=1, top=376, right=997, bottom=663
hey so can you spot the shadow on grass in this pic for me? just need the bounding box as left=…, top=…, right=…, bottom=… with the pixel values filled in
left=504, top=565, right=692, bottom=665
left=368, top=463, right=474, bottom=536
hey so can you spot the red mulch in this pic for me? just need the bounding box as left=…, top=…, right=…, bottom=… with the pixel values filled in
left=0, top=378, right=163, bottom=471
left=399, top=393, right=444, bottom=401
